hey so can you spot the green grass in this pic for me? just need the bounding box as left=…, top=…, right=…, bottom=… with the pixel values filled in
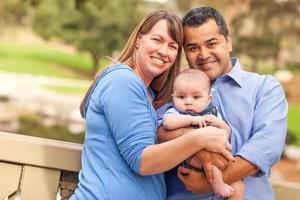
left=286, top=63, right=300, bottom=74
left=0, top=42, right=110, bottom=79
left=17, top=114, right=84, bottom=144
left=41, top=84, right=89, bottom=95
left=288, top=105, right=300, bottom=147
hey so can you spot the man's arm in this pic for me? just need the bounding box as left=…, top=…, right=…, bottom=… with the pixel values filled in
left=177, top=156, right=258, bottom=193
left=177, top=76, right=287, bottom=193
left=234, top=76, right=287, bottom=175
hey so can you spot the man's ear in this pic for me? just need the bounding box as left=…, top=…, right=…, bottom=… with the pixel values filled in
left=226, top=33, right=233, bottom=53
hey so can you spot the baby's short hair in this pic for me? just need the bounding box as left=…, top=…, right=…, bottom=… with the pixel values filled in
left=174, top=68, right=211, bottom=91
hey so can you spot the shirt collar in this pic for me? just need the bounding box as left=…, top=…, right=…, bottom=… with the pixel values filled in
left=223, top=58, right=243, bottom=88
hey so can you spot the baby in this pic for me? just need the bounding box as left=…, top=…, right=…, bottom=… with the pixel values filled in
left=163, top=68, right=244, bottom=199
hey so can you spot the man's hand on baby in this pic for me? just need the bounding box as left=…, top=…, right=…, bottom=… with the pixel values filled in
left=195, top=150, right=231, bottom=183
left=177, top=166, right=208, bottom=193
left=188, top=155, right=203, bottom=169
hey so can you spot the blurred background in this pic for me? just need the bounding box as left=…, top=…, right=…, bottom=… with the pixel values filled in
left=0, top=0, right=299, bottom=183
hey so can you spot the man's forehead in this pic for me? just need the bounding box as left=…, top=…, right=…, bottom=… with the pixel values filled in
left=184, top=34, right=220, bottom=46
left=183, top=28, right=224, bottom=45
left=183, top=20, right=221, bottom=39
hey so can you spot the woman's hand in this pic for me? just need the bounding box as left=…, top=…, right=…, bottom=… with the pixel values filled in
left=197, top=126, right=234, bottom=162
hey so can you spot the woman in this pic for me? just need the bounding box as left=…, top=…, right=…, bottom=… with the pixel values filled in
left=71, top=10, right=233, bottom=200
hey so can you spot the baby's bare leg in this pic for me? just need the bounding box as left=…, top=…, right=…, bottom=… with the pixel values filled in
left=228, top=180, right=244, bottom=200
left=211, top=165, right=234, bottom=198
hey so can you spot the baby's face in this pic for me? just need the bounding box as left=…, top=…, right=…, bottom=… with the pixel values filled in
left=173, top=80, right=211, bottom=113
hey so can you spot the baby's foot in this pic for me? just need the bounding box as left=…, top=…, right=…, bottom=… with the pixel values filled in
left=212, top=182, right=234, bottom=198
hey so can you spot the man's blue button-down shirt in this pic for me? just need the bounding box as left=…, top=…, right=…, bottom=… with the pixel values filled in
left=157, top=58, right=288, bottom=200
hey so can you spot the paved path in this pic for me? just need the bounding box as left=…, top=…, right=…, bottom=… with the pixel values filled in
left=0, top=71, right=89, bottom=133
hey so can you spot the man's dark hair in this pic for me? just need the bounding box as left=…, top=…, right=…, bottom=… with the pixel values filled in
left=182, top=7, right=229, bottom=38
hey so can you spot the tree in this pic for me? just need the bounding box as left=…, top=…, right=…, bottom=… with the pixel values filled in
left=0, top=0, right=31, bottom=27
left=231, top=0, right=300, bottom=72
left=172, top=0, right=251, bottom=23
left=172, top=0, right=300, bottom=72
left=32, top=0, right=142, bottom=74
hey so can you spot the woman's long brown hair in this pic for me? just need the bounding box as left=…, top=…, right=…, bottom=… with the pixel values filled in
left=80, top=10, right=183, bottom=118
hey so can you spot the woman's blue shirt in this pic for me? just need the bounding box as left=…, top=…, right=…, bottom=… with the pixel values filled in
left=71, top=64, right=165, bottom=200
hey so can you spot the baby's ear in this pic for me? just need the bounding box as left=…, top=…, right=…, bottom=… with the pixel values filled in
left=208, top=94, right=212, bottom=103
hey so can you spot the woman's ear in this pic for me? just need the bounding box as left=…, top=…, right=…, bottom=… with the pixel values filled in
left=135, top=34, right=142, bottom=49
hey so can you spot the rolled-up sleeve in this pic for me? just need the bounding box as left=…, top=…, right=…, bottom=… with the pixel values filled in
left=100, top=68, right=156, bottom=174
left=236, top=76, right=288, bottom=176
left=156, top=102, right=174, bottom=127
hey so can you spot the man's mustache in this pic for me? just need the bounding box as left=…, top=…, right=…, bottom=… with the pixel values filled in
left=196, top=58, right=217, bottom=65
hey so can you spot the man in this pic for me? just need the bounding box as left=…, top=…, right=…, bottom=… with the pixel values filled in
left=157, top=6, right=287, bottom=200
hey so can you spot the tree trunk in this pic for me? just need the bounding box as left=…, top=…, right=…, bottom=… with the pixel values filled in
left=273, top=39, right=281, bottom=71
left=224, top=0, right=251, bottom=25
left=90, top=52, right=100, bottom=76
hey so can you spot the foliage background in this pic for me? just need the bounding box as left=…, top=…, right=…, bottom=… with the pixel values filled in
left=0, top=0, right=299, bottom=145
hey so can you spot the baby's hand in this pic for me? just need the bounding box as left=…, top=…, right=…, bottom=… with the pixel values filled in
left=191, top=116, right=207, bottom=128
left=203, top=114, right=221, bottom=127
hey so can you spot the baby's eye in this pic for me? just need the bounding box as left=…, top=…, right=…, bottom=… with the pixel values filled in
left=177, top=95, right=185, bottom=99
left=194, top=96, right=201, bottom=99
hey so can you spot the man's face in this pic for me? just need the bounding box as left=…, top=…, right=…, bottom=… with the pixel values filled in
left=183, top=19, right=233, bottom=81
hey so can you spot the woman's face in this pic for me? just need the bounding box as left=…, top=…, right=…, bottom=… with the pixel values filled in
left=134, top=19, right=179, bottom=85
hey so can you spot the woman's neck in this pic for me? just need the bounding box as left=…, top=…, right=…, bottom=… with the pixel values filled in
left=147, top=87, right=153, bottom=102
left=133, top=67, right=151, bottom=88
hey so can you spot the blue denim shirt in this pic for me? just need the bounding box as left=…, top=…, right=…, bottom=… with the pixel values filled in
left=157, top=58, right=288, bottom=200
